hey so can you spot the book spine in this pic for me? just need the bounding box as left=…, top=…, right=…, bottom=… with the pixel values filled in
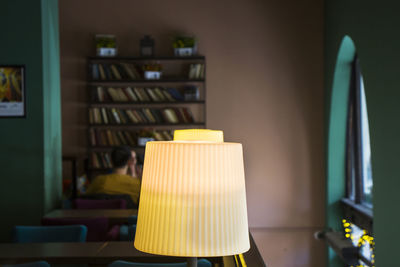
left=110, top=64, right=122, bottom=80
left=92, top=152, right=100, bottom=168
left=138, top=87, right=150, bottom=102
left=98, top=64, right=106, bottom=80
left=100, top=130, right=108, bottom=145
left=111, top=108, right=121, bottom=124
left=172, top=107, right=185, bottom=123
left=101, top=108, right=109, bottom=124
left=89, top=128, right=96, bottom=145
left=92, top=64, right=100, bottom=80
left=143, top=108, right=156, bottom=123
left=182, top=107, right=195, bottom=123
left=163, top=108, right=179, bottom=123
left=136, top=109, right=149, bottom=123
left=111, top=131, right=121, bottom=146
left=106, top=130, right=114, bottom=146
left=145, top=87, right=159, bottom=102
left=104, top=152, right=112, bottom=168
left=103, top=64, right=113, bottom=80
left=116, top=109, right=128, bottom=124
left=117, top=131, right=128, bottom=145
left=125, top=87, right=139, bottom=102
left=161, top=88, right=174, bottom=102
left=132, top=110, right=144, bottom=123
left=89, top=108, right=94, bottom=124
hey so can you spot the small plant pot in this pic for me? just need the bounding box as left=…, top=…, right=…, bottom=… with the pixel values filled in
left=174, top=47, right=195, bottom=57
left=144, top=71, right=162, bottom=80
left=138, top=137, right=155, bottom=146
left=96, top=47, right=117, bottom=57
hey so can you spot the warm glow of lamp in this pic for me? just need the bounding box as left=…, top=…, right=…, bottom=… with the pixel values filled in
left=134, top=129, right=250, bottom=265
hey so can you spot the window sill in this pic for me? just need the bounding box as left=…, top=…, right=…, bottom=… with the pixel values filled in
left=341, top=198, right=373, bottom=234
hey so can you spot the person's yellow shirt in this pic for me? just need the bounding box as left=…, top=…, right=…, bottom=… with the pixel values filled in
left=86, top=173, right=141, bottom=205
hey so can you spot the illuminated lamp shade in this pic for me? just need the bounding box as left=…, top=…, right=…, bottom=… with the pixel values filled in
left=134, top=129, right=250, bottom=264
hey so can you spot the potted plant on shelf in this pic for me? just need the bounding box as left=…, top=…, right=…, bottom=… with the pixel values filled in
left=137, top=129, right=155, bottom=146
left=172, top=35, right=197, bottom=56
left=142, top=63, right=162, bottom=80
left=95, top=34, right=117, bottom=57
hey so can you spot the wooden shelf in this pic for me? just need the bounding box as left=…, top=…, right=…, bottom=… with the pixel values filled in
left=88, top=56, right=205, bottom=61
left=89, top=100, right=205, bottom=106
left=87, top=55, right=206, bottom=176
left=89, top=146, right=146, bottom=150
left=89, top=122, right=205, bottom=127
left=88, top=167, right=112, bottom=172
left=88, top=79, right=205, bottom=84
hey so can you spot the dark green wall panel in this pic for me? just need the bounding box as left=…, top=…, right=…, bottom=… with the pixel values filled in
left=325, top=0, right=400, bottom=265
left=0, top=0, right=61, bottom=241
left=41, top=0, right=62, bottom=213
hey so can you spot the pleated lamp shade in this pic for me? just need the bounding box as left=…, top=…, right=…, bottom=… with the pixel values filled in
left=134, top=129, right=250, bottom=257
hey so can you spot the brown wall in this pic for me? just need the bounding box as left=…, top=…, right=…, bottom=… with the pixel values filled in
left=59, top=0, right=325, bottom=265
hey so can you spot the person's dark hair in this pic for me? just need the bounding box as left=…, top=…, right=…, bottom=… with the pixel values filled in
left=111, top=146, right=132, bottom=168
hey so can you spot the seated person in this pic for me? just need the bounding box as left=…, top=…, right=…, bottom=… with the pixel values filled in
left=86, top=146, right=141, bottom=206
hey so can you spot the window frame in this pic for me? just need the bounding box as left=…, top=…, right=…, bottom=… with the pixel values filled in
left=342, top=55, right=374, bottom=264
left=342, top=56, right=373, bottom=232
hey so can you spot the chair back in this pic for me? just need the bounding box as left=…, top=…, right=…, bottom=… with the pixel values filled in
left=3, top=261, right=51, bottom=267
left=74, top=198, right=127, bottom=209
left=81, top=194, right=136, bottom=208
left=127, top=215, right=137, bottom=225
left=13, top=225, right=87, bottom=243
left=108, top=259, right=212, bottom=267
left=42, top=217, right=109, bottom=241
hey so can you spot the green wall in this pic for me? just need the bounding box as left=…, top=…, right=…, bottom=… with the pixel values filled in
left=0, top=0, right=61, bottom=241
left=326, top=36, right=355, bottom=267
left=42, top=0, right=62, bottom=213
left=325, top=0, right=400, bottom=265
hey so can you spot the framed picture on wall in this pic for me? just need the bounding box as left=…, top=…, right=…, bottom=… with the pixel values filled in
left=0, top=65, right=25, bottom=117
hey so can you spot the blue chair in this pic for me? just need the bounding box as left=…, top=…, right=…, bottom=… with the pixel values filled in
left=119, top=215, right=137, bottom=241
left=127, top=215, right=137, bottom=225
left=3, top=261, right=50, bottom=267
left=13, top=225, right=87, bottom=243
left=119, top=224, right=136, bottom=241
left=108, top=259, right=212, bottom=267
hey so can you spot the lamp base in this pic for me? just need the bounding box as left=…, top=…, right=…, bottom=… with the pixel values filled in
left=187, top=257, right=197, bottom=267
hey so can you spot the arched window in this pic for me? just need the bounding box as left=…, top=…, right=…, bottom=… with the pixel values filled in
left=327, top=36, right=374, bottom=267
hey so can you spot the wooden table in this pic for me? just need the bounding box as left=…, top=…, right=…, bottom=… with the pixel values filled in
left=44, top=209, right=138, bottom=225
left=0, top=234, right=265, bottom=266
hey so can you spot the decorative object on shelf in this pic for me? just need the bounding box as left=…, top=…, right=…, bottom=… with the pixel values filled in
left=184, top=85, right=200, bottom=101
left=140, top=35, right=155, bottom=57
left=142, top=63, right=162, bottom=80
left=0, top=65, right=25, bottom=117
left=95, top=34, right=117, bottom=57
left=172, top=35, right=197, bottom=56
left=134, top=129, right=250, bottom=267
left=137, top=129, right=155, bottom=147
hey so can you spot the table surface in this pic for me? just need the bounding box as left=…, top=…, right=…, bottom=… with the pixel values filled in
left=44, top=209, right=138, bottom=224
left=0, top=234, right=265, bottom=266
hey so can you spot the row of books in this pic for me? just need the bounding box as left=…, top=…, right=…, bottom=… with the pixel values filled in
left=92, top=152, right=113, bottom=169
left=93, top=86, right=192, bottom=103
left=188, top=63, right=205, bottom=79
left=89, top=107, right=195, bottom=124
left=89, top=129, right=173, bottom=147
left=91, top=152, right=116, bottom=169
left=91, top=62, right=205, bottom=81
left=92, top=63, right=142, bottom=80
left=92, top=151, right=146, bottom=169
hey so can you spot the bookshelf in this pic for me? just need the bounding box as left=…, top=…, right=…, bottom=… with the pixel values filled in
left=87, top=55, right=206, bottom=176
